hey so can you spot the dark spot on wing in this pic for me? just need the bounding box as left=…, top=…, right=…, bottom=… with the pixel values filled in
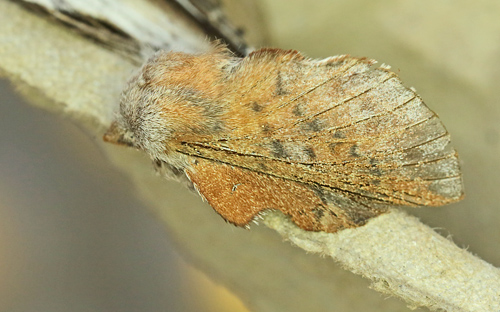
left=271, top=140, right=289, bottom=158
left=369, top=158, right=382, bottom=176
left=301, top=119, right=323, bottom=132
left=332, top=131, right=345, bottom=139
left=275, top=70, right=288, bottom=96
left=328, top=142, right=338, bottom=153
left=190, top=118, right=225, bottom=135
left=312, top=206, right=325, bottom=220
left=370, top=168, right=382, bottom=176
left=349, top=213, right=369, bottom=225
left=261, top=123, right=273, bottom=133
left=311, top=186, right=329, bottom=205
left=258, top=162, right=269, bottom=171
left=292, top=102, right=305, bottom=116
left=250, top=101, right=263, bottom=112
left=210, top=120, right=225, bottom=132
left=304, top=146, right=316, bottom=159
left=180, top=88, right=225, bottom=134
left=350, top=144, right=361, bottom=157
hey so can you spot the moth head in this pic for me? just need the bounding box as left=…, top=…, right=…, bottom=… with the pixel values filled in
left=104, top=49, right=229, bottom=161
left=103, top=69, right=175, bottom=162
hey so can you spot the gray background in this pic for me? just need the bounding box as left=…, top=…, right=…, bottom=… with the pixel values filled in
left=0, top=79, right=214, bottom=311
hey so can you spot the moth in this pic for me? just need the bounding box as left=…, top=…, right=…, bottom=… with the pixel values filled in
left=104, top=44, right=464, bottom=233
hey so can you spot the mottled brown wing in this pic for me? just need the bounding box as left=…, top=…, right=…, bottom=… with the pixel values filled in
left=178, top=49, right=464, bottom=231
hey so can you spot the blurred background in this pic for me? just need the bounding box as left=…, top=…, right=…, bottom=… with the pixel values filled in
left=0, top=79, right=249, bottom=311
left=1, top=0, right=499, bottom=311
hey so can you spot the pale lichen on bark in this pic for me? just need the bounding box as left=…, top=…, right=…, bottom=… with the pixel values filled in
left=1, top=1, right=499, bottom=311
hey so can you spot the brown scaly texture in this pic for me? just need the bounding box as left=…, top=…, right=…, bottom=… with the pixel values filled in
left=105, top=45, right=464, bottom=233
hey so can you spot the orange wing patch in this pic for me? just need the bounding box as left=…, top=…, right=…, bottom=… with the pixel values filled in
left=185, top=158, right=355, bottom=232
